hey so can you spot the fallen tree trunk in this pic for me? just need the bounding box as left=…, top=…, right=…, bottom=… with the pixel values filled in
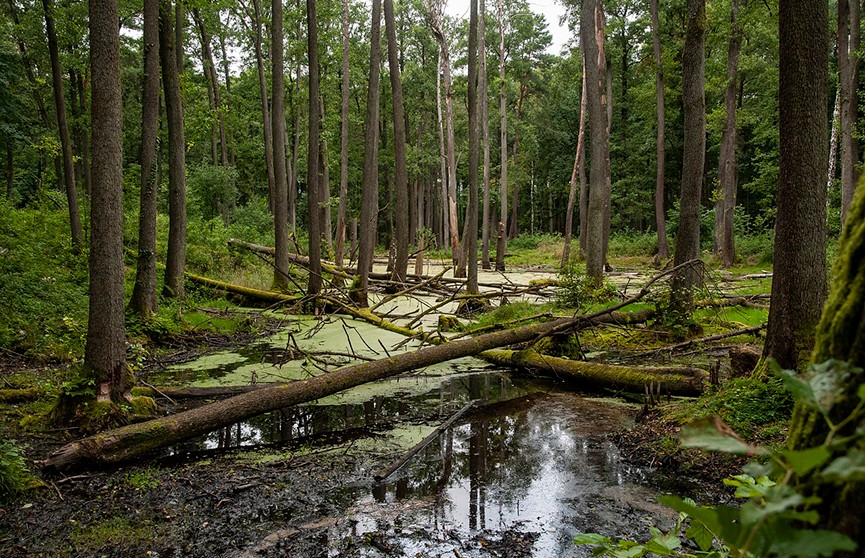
left=44, top=315, right=584, bottom=470
left=132, top=384, right=276, bottom=399
left=0, top=388, right=43, bottom=403
left=186, top=273, right=300, bottom=304
left=480, top=349, right=706, bottom=396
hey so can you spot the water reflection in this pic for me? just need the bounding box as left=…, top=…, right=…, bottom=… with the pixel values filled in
left=356, top=389, right=663, bottom=558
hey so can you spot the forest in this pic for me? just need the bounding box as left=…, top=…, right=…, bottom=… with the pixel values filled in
left=1, top=0, right=865, bottom=555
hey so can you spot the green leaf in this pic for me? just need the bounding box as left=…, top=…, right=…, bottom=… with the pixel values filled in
left=822, top=449, right=865, bottom=482
left=775, top=368, right=818, bottom=409
left=574, top=533, right=612, bottom=546
left=768, top=529, right=857, bottom=557
left=685, top=521, right=715, bottom=552
left=611, top=545, right=646, bottom=558
left=644, top=527, right=681, bottom=556
left=782, top=446, right=831, bottom=476
left=858, top=383, right=865, bottom=401
left=681, top=420, right=766, bottom=456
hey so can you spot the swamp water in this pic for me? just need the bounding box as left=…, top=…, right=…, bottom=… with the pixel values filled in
left=152, top=316, right=678, bottom=557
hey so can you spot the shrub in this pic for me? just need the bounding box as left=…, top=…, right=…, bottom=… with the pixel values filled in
left=556, top=266, right=618, bottom=310
left=0, top=441, right=36, bottom=501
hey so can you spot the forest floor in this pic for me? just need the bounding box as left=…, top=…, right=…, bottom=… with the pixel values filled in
left=0, top=253, right=778, bottom=557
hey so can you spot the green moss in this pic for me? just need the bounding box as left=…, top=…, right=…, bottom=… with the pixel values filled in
left=127, top=396, right=158, bottom=418
left=70, top=516, right=156, bottom=553
left=124, top=467, right=160, bottom=490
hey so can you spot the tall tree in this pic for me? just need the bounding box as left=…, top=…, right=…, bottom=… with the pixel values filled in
left=87, top=0, right=130, bottom=400
left=581, top=0, right=611, bottom=286
left=160, top=0, right=187, bottom=299
left=763, top=0, right=828, bottom=370
left=839, top=0, right=860, bottom=224
left=713, top=0, right=741, bottom=268
left=42, top=0, right=83, bottom=249
left=671, top=0, right=706, bottom=304
left=562, top=68, right=586, bottom=268
left=306, top=0, right=322, bottom=296
left=466, top=0, right=480, bottom=294
left=192, top=7, right=228, bottom=166
left=355, top=0, right=382, bottom=307
left=385, top=0, right=409, bottom=283
left=335, top=0, right=350, bottom=267
left=245, top=0, right=275, bottom=213
left=649, top=0, right=668, bottom=260
left=436, top=47, right=450, bottom=253
left=428, top=0, right=460, bottom=268
left=479, top=0, right=492, bottom=270
left=271, top=0, right=290, bottom=291
left=495, top=0, right=507, bottom=272
left=787, top=154, right=865, bottom=547
left=130, top=0, right=161, bottom=318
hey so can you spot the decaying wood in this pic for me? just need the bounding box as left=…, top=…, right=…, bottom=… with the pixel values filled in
left=133, top=384, right=275, bottom=399
left=729, top=345, right=761, bottom=377
left=373, top=399, right=478, bottom=481
left=186, top=273, right=301, bottom=304
left=633, top=324, right=766, bottom=358
left=480, top=349, right=706, bottom=396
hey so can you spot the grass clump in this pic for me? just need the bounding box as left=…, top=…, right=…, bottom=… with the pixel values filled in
left=70, top=516, right=157, bottom=554
left=0, top=441, right=39, bottom=501
left=556, top=266, right=618, bottom=310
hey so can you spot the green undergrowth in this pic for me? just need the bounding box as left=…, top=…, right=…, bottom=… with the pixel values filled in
left=670, top=376, right=793, bottom=442
left=0, top=440, right=41, bottom=501
left=68, top=516, right=158, bottom=555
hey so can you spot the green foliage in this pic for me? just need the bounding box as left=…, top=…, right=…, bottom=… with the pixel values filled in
left=575, top=361, right=864, bottom=558
left=607, top=231, right=659, bottom=258
left=70, top=516, right=156, bottom=554
left=0, top=201, right=89, bottom=360
left=186, top=164, right=238, bottom=222
left=556, top=266, right=618, bottom=310
left=124, top=467, right=160, bottom=490
left=0, top=441, right=37, bottom=501
left=674, top=376, right=793, bottom=439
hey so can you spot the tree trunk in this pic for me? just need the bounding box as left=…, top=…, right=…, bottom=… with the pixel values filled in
left=175, top=0, right=184, bottom=70
left=563, top=69, right=587, bottom=268
left=271, top=0, right=290, bottom=291
left=192, top=8, right=228, bottom=167
left=839, top=0, right=860, bottom=225
left=356, top=0, right=382, bottom=307
left=75, top=70, right=92, bottom=196
left=435, top=50, right=450, bottom=259
left=479, top=0, right=491, bottom=271
left=786, top=123, right=865, bottom=550
left=87, top=0, right=130, bottom=402
left=43, top=0, right=83, bottom=249
left=649, top=0, right=668, bottom=260
left=384, top=0, right=409, bottom=283
left=716, top=0, right=740, bottom=269
left=335, top=0, right=350, bottom=267
left=582, top=0, right=611, bottom=286
left=671, top=0, right=706, bottom=307
left=828, top=88, right=840, bottom=194
left=249, top=0, right=275, bottom=213
left=495, top=0, right=507, bottom=272
left=763, top=0, right=828, bottom=370
left=161, top=0, right=187, bottom=299
left=131, top=0, right=161, bottom=319
left=509, top=84, right=526, bottom=240
left=465, top=0, right=480, bottom=294
left=306, top=0, right=322, bottom=296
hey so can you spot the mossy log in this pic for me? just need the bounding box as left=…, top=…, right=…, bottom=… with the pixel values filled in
left=0, top=388, right=43, bottom=403
left=43, top=315, right=584, bottom=470
left=186, top=273, right=300, bottom=304
left=480, top=349, right=707, bottom=396
left=131, top=384, right=277, bottom=399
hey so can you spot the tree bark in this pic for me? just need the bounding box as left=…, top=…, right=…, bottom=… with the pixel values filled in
left=356, top=0, right=382, bottom=307
left=465, top=0, right=480, bottom=294
left=42, top=0, right=83, bottom=249
left=435, top=49, right=450, bottom=258
left=839, top=0, right=860, bottom=225
left=715, top=0, right=740, bottom=269
left=384, top=0, right=409, bottom=283
left=763, top=0, right=828, bottom=370
left=335, top=0, right=350, bottom=268
left=495, top=0, right=507, bottom=272
left=479, top=0, right=491, bottom=271
left=160, top=0, right=187, bottom=299
left=131, top=0, right=161, bottom=319
left=271, top=0, right=290, bottom=291
left=828, top=88, right=840, bottom=194
left=87, top=0, right=130, bottom=401
left=671, top=0, right=706, bottom=307
left=192, top=8, right=228, bottom=167
left=428, top=2, right=460, bottom=268
left=649, top=0, right=668, bottom=260
left=582, top=0, right=611, bottom=286
left=306, top=0, right=322, bottom=296
left=786, top=124, right=865, bottom=549
left=563, top=68, right=586, bottom=268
